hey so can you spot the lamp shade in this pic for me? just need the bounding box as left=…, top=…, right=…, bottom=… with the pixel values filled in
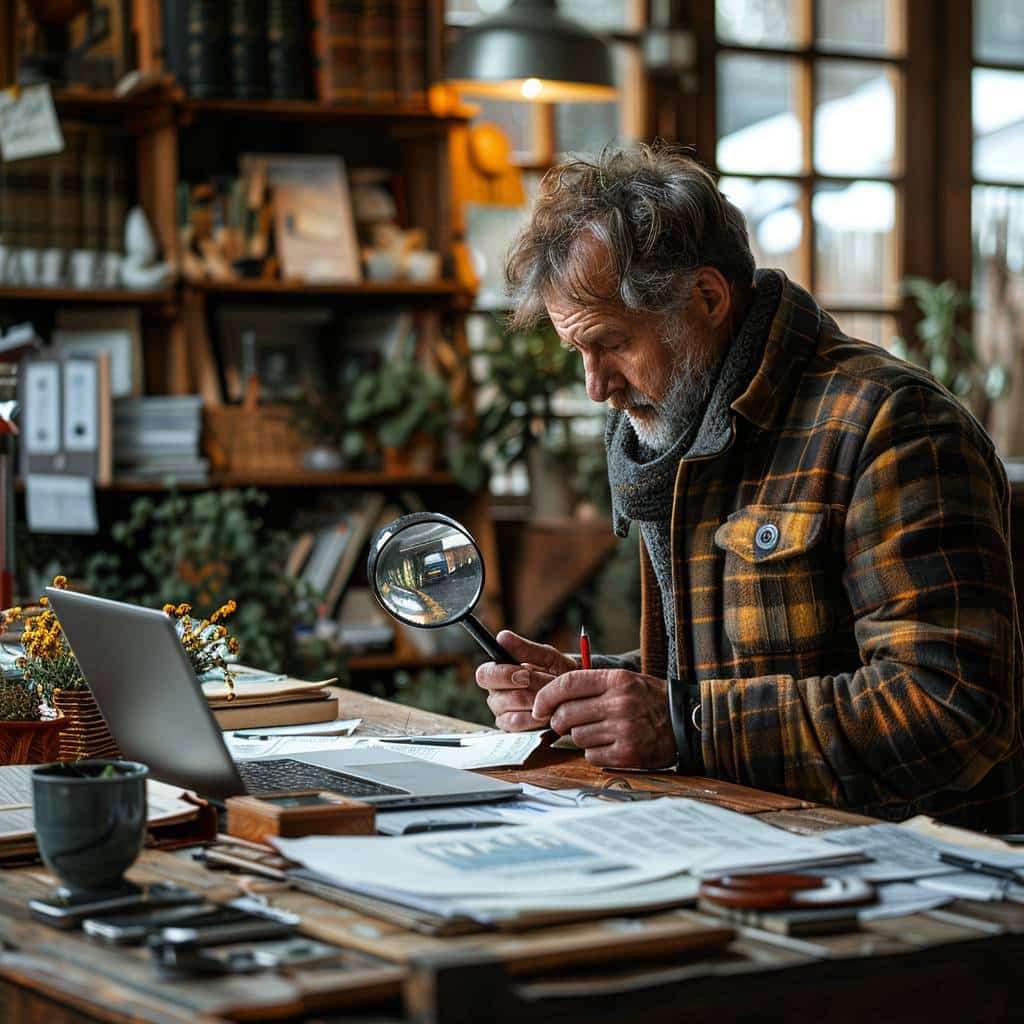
left=446, top=0, right=617, bottom=102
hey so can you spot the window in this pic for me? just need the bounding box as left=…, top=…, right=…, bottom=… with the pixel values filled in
left=972, top=0, right=1024, bottom=438
left=714, top=0, right=904, bottom=348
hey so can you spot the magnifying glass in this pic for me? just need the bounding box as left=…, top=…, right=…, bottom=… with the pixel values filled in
left=366, top=512, right=516, bottom=664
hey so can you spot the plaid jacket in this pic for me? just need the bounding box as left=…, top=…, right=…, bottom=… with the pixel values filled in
left=641, top=275, right=1024, bottom=832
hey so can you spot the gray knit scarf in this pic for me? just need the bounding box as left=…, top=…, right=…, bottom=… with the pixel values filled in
left=605, top=269, right=784, bottom=538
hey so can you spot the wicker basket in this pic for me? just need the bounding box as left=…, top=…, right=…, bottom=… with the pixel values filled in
left=51, top=689, right=120, bottom=762
left=204, top=405, right=306, bottom=474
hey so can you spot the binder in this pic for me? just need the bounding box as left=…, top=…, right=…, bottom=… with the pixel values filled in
left=19, top=352, right=113, bottom=486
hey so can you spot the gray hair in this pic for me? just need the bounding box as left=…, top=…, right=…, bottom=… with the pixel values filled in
left=504, top=144, right=755, bottom=328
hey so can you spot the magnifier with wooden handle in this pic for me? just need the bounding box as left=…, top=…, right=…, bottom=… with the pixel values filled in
left=366, top=512, right=516, bottom=664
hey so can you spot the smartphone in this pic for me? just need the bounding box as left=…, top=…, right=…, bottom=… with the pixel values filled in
left=87, top=901, right=296, bottom=946
left=29, top=882, right=203, bottom=930
left=83, top=902, right=224, bottom=944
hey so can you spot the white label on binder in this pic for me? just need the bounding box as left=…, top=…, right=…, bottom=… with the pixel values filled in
left=63, top=359, right=98, bottom=452
left=23, top=362, right=60, bottom=455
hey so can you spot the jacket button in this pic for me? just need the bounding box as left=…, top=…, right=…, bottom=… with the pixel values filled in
left=754, top=523, right=779, bottom=553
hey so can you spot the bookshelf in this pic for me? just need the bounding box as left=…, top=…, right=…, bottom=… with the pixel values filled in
left=1, top=1, right=500, bottom=680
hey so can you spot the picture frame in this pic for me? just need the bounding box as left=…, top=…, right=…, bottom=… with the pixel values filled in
left=241, top=154, right=361, bottom=284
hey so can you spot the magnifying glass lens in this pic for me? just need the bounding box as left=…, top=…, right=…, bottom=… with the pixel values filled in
left=374, top=521, right=483, bottom=626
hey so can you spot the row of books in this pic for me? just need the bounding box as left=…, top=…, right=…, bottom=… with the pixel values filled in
left=161, top=0, right=431, bottom=105
left=113, top=395, right=209, bottom=482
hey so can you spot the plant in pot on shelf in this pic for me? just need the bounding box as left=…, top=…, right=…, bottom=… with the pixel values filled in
left=474, top=316, right=585, bottom=516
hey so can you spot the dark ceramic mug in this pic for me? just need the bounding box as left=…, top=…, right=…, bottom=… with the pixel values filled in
left=31, top=760, right=149, bottom=894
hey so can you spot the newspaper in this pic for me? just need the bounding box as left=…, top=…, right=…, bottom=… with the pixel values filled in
left=275, top=797, right=859, bottom=907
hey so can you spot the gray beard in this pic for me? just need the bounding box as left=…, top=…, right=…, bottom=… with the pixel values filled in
left=625, top=344, right=718, bottom=454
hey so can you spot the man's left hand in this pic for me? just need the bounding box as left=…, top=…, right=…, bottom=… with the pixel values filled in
left=531, top=669, right=676, bottom=769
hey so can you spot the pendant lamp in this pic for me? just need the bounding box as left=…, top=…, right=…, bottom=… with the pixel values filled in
left=445, top=0, right=617, bottom=102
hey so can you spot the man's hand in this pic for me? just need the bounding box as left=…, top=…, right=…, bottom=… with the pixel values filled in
left=532, top=669, right=676, bottom=769
left=475, top=630, right=576, bottom=732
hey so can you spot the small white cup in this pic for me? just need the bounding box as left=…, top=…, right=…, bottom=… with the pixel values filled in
left=18, top=248, right=41, bottom=285
left=69, top=249, right=99, bottom=289
left=405, top=249, right=441, bottom=282
left=364, top=249, right=402, bottom=281
left=40, top=248, right=66, bottom=287
left=99, top=251, right=124, bottom=287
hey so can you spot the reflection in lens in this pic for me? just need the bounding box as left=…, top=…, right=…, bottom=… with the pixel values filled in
left=374, top=522, right=483, bottom=625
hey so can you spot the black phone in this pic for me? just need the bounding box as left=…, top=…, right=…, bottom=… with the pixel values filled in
left=85, top=897, right=298, bottom=946
left=29, top=882, right=203, bottom=930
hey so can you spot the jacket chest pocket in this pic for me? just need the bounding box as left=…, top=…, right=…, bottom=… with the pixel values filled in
left=713, top=503, right=833, bottom=656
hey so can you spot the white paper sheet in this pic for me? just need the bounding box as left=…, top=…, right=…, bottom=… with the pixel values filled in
left=0, top=85, right=64, bottom=162
left=857, top=882, right=954, bottom=921
left=228, top=719, right=362, bottom=740
left=26, top=474, right=98, bottom=534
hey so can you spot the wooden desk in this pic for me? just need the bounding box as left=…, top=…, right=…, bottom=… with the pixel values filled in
left=1, top=689, right=1022, bottom=1023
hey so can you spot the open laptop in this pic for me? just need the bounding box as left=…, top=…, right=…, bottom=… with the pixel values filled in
left=46, top=589, right=521, bottom=808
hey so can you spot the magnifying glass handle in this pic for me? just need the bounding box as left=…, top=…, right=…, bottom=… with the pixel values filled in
left=461, top=616, right=517, bottom=664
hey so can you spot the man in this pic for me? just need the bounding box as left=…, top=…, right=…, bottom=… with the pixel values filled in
left=475, top=145, right=1024, bottom=833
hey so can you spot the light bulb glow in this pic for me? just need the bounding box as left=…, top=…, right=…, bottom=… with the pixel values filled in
left=520, top=78, right=543, bottom=99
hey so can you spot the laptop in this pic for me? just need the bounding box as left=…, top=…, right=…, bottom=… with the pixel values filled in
left=46, top=589, right=521, bottom=808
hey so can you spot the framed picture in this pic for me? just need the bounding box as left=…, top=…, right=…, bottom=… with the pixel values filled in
left=241, top=154, right=361, bottom=283
left=52, top=308, right=143, bottom=398
left=216, top=305, right=330, bottom=404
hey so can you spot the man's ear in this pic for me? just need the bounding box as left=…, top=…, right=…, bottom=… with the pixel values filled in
left=692, top=268, right=732, bottom=329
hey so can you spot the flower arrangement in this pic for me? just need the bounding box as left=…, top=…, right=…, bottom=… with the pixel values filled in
left=162, top=599, right=240, bottom=700
left=0, top=575, right=85, bottom=722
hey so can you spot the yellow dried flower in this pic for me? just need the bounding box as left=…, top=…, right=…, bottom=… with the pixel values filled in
left=52, top=575, right=68, bottom=590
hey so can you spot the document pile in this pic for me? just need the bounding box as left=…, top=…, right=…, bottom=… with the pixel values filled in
left=816, top=818, right=1024, bottom=920
left=274, top=797, right=860, bottom=929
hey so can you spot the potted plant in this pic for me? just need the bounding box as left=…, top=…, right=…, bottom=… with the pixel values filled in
left=3, top=575, right=112, bottom=762
left=892, top=277, right=1009, bottom=427
left=474, top=316, right=586, bottom=516
left=0, top=669, right=64, bottom=765
left=344, top=358, right=452, bottom=473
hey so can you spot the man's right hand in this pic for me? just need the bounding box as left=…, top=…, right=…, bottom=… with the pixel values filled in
left=475, top=630, right=576, bottom=731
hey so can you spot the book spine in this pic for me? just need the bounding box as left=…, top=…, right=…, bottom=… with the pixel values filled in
left=185, top=0, right=230, bottom=98
left=267, top=0, right=312, bottom=100
left=309, top=0, right=331, bottom=103
left=316, top=0, right=363, bottom=103
left=395, top=0, right=428, bottom=105
left=230, top=0, right=270, bottom=100
left=361, top=0, right=396, bottom=105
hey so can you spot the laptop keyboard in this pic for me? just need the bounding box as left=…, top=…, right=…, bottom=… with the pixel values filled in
left=237, top=758, right=406, bottom=798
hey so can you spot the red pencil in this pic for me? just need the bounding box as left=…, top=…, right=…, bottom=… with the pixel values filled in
left=579, top=625, right=591, bottom=670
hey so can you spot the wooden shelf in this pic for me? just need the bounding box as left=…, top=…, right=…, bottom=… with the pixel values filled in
left=188, top=279, right=467, bottom=300
left=346, top=652, right=462, bottom=671
left=54, top=470, right=458, bottom=492
left=182, top=98, right=469, bottom=124
left=52, top=88, right=178, bottom=122
left=0, top=286, right=175, bottom=306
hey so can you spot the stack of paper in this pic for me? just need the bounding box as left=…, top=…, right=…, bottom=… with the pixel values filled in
left=274, top=797, right=861, bottom=928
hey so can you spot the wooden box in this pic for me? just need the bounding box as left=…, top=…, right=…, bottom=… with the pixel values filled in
left=225, top=790, right=376, bottom=844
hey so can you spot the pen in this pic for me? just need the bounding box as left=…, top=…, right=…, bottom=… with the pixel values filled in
left=580, top=625, right=591, bottom=670
left=380, top=737, right=464, bottom=747
left=938, top=851, right=1023, bottom=883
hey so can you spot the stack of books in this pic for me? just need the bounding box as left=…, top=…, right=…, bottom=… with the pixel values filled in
left=203, top=666, right=339, bottom=730
left=113, top=396, right=208, bottom=483
left=161, top=0, right=431, bottom=105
